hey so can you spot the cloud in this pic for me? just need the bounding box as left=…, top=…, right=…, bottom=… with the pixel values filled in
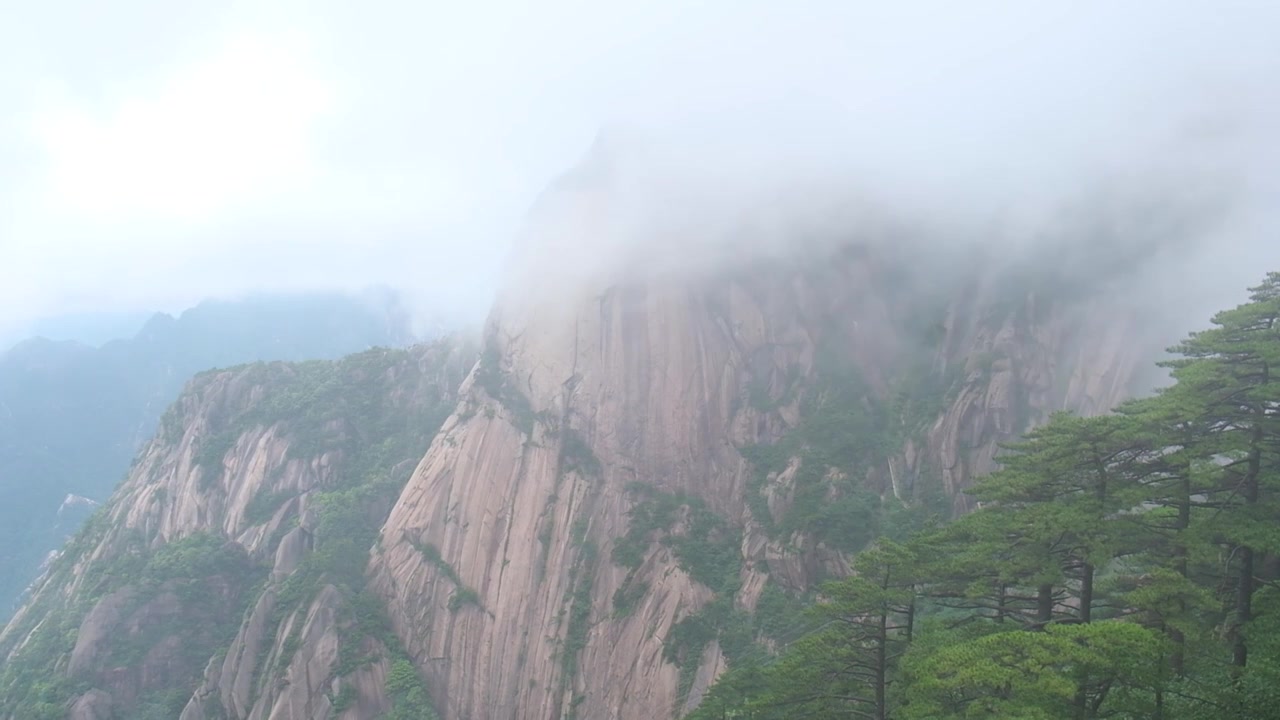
left=31, top=31, right=330, bottom=222
left=503, top=1, right=1280, bottom=326
left=0, top=0, right=1277, bottom=341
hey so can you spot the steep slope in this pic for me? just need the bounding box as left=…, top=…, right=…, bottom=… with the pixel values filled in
left=0, top=291, right=415, bottom=618
left=0, top=338, right=473, bottom=720
left=367, top=176, right=1156, bottom=718
left=0, top=151, right=1172, bottom=720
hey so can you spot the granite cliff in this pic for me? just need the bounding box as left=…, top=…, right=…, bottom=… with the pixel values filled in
left=365, top=159, right=1155, bottom=719
left=0, top=340, right=473, bottom=719
left=0, top=152, right=1161, bottom=720
left=0, top=291, right=417, bottom=619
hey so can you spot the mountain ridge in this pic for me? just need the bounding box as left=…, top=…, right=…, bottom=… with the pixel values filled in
left=0, top=164, right=1195, bottom=719
left=0, top=291, right=421, bottom=618
left=0, top=339, right=476, bottom=719
left=366, top=221, right=1153, bottom=718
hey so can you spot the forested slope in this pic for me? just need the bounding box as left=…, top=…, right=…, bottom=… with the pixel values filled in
left=0, top=292, right=413, bottom=618
left=0, top=338, right=473, bottom=720
left=691, top=272, right=1280, bottom=719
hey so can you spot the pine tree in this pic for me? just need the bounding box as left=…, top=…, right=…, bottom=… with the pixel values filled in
left=694, top=541, right=918, bottom=720
left=1157, top=272, right=1280, bottom=709
left=1111, top=392, right=1221, bottom=688
left=900, top=619, right=1165, bottom=719
left=689, top=272, right=1280, bottom=720
left=965, top=413, right=1151, bottom=626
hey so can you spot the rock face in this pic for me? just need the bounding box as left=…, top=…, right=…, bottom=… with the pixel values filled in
left=180, top=584, right=393, bottom=720
left=0, top=291, right=419, bottom=619
left=0, top=340, right=473, bottom=720
left=0, top=147, right=1163, bottom=720
left=367, top=157, right=1155, bottom=719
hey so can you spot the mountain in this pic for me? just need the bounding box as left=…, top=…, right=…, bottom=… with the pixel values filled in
left=0, top=292, right=417, bottom=618
left=0, top=151, right=1212, bottom=719
left=18, top=310, right=154, bottom=350
left=364, top=200, right=1156, bottom=718
left=0, top=340, right=475, bottom=719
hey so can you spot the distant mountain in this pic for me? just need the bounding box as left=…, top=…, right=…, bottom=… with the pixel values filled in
left=0, top=291, right=417, bottom=617
left=22, top=310, right=156, bottom=349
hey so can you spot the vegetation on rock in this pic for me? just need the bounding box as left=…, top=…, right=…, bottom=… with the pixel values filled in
left=0, top=293, right=412, bottom=616
left=0, top=339, right=470, bottom=720
left=691, top=272, right=1280, bottom=719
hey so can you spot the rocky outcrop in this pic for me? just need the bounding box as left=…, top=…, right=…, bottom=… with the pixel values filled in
left=368, top=151, right=1154, bottom=719
left=0, top=141, right=1164, bottom=720
left=906, top=287, right=1149, bottom=513
left=68, top=553, right=251, bottom=711
left=67, top=689, right=113, bottom=720
left=0, top=291, right=418, bottom=620
left=180, top=584, right=393, bottom=720
left=0, top=340, right=473, bottom=720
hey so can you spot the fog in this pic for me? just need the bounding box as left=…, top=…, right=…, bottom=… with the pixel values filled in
left=2, top=0, right=1277, bottom=343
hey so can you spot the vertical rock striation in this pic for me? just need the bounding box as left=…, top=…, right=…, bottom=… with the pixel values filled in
left=369, top=149, right=1153, bottom=719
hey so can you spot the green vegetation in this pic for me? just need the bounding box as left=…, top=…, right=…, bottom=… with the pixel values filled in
left=748, top=364, right=802, bottom=412
left=611, top=579, right=649, bottom=618
left=611, top=488, right=678, bottom=570
left=382, top=658, right=441, bottom=720
left=237, top=344, right=464, bottom=710
left=322, top=577, right=445, bottom=717
left=611, top=484, right=743, bottom=592
left=330, top=683, right=359, bottom=713
left=274, top=615, right=306, bottom=677
left=739, top=336, right=957, bottom=559
left=666, top=598, right=758, bottom=708
left=0, top=602, right=90, bottom=720
left=0, top=340, right=466, bottom=720
left=0, top=532, right=258, bottom=720
left=410, top=540, right=483, bottom=612
left=474, top=341, right=541, bottom=434
left=319, top=588, right=443, bottom=720
left=692, top=272, right=1280, bottom=719
left=887, top=354, right=965, bottom=444
left=0, top=293, right=409, bottom=617
left=740, top=359, right=893, bottom=550
left=143, top=532, right=244, bottom=583
left=559, top=428, right=602, bottom=476
left=608, top=484, right=751, bottom=708
left=551, top=430, right=607, bottom=714
left=136, top=688, right=192, bottom=720
left=194, top=430, right=238, bottom=480
left=534, top=493, right=559, bottom=583
left=752, top=582, right=816, bottom=643
left=191, top=346, right=457, bottom=484
left=243, top=487, right=296, bottom=525
left=561, top=542, right=598, bottom=690
left=560, top=514, right=600, bottom=719
left=449, top=587, right=482, bottom=612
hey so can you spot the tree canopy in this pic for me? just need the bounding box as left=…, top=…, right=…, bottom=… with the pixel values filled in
left=691, top=272, right=1280, bottom=719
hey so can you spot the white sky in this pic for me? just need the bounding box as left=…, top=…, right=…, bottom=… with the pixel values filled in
left=1, top=0, right=1278, bottom=341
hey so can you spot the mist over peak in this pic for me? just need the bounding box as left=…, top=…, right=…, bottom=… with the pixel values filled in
left=2, top=0, right=1276, bottom=341
left=489, top=0, right=1277, bottom=340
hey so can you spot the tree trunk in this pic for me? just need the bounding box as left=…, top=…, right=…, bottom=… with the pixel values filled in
left=1080, top=562, right=1094, bottom=624
left=1074, top=558, right=1095, bottom=716
left=876, top=607, right=887, bottom=720
left=1171, top=468, right=1191, bottom=677
left=1233, top=546, right=1254, bottom=670
left=1037, top=584, right=1053, bottom=626
left=1231, top=424, right=1262, bottom=673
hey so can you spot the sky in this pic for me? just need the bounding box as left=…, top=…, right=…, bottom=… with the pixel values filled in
left=1, top=1, right=1278, bottom=343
